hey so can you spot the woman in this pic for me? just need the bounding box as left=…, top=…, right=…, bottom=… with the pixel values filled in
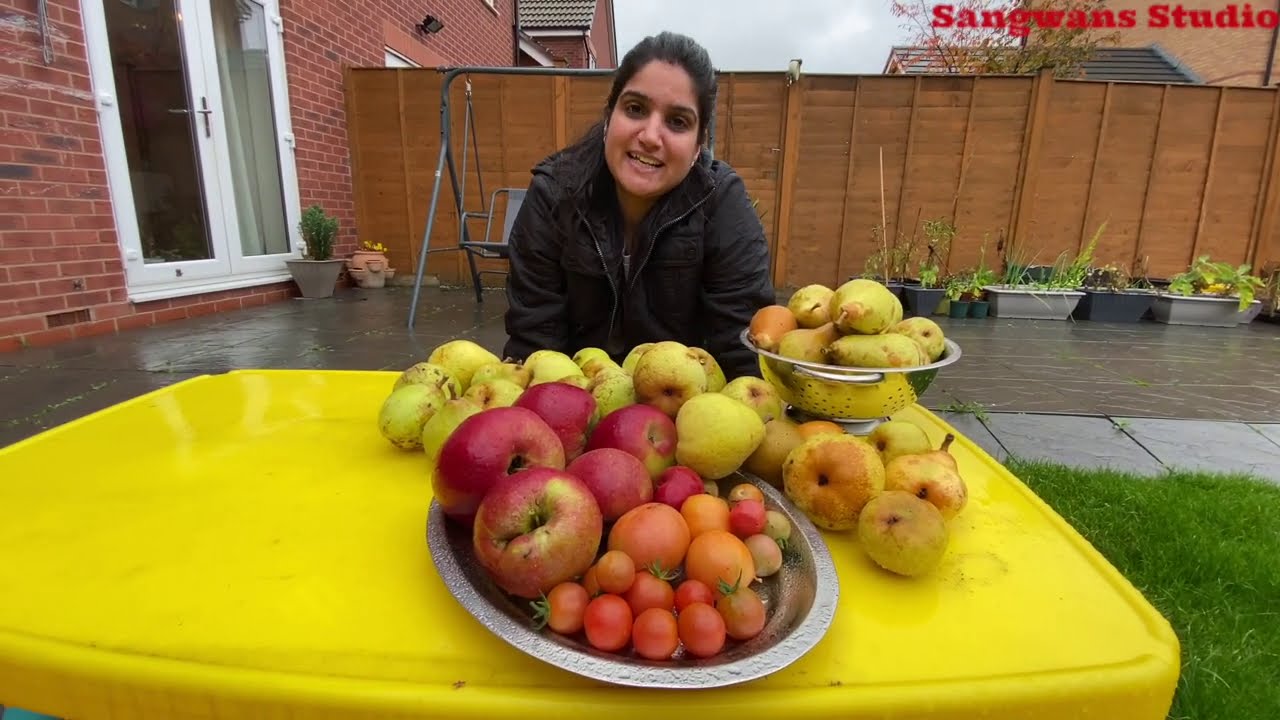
left=501, top=31, right=775, bottom=381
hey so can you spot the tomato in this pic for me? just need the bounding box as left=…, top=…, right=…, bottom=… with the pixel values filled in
left=625, top=570, right=674, bottom=615
left=684, top=529, right=757, bottom=591
left=674, top=579, right=716, bottom=610
left=632, top=607, right=679, bottom=660
left=581, top=565, right=603, bottom=597
left=608, top=502, right=691, bottom=571
left=727, top=483, right=765, bottom=506
left=681, top=494, right=731, bottom=538
left=677, top=602, right=726, bottom=658
left=716, top=584, right=767, bottom=641
left=583, top=594, right=633, bottom=652
left=596, top=550, right=636, bottom=594
left=530, top=581, right=591, bottom=635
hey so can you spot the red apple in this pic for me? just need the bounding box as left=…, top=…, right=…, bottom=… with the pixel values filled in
left=586, top=404, right=677, bottom=480
left=432, top=406, right=566, bottom=527
left=566, top=448, right=653, bottom=522
left=654, top=465, right=705, bottom=510
left=513, top=381, right=598, bottom=461
left=472, top=467, right=603, bottom=599
left=729, top=498, right=767, bottom=539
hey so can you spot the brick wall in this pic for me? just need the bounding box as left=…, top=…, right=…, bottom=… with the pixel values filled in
left=1103, top=0, right=1280, bottom=85
left=540, top=36, right=591, bottom=68
left=1, top=0, right=515, bottom=352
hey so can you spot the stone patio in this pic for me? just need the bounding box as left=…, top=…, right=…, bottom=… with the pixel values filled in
left=3, top=284, right=1279, bottom=482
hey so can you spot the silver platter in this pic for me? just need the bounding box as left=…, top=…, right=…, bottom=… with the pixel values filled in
left=426, top=469, right=840, bottom=689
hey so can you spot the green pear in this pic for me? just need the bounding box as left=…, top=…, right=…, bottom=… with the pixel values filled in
left=558, top=374, right=592, bottom=390
left=829, top=279, right=903, bottom=335
left=581, top=356, right=624, bottom=379
left=786, top=284, right=836, bottom=329
left=632, top=340, right=708, bottom=418
left=867, top=420, right=933, bottom=466
left=857, top=490, right=949, bottom=577
left=427, top=339, right=500, bottom=390
left=463, top=379, right=525, bottom=409
left=776, top=323, right=839, bottom=364
left=720, top=376, right=785, bottom=423
left=826, top=333, right=927, bottom=369
left=421, top=397, right=484, bottom=465
left=378, top=383, right=447, bottom=451
left=470, top=361, right=531, bottom=388
left=674, top=392, right=766, bottom=480
left=392, top=361, right=462, bottom=399
left=690, top=347, right=727, bottom=392
left=526, top=350, right=585, bottom=385
left=888, top=317, right=946, bottom=363
left=573, top=347, right=612, bottom=369
left=621, top=343, right=654, bottom=374
left=588, top=367, right=636, bottom=422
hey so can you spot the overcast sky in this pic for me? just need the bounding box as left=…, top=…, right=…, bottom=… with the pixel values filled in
left=613, top=0, right=915, bottom=75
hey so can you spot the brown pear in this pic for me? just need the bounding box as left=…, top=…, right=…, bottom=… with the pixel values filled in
left=749, top=305, right=799, bottom=351
left=743, top=417, right=806, bottom=487
left=883, top=447, right=968, bottom=521
left=776, top=323, right=839, bottom=364
left=919, top=433, right=958, bottom=472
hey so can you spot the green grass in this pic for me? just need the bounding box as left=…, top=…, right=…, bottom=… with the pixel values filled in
left=1007, top=459, right=1280, bottom=720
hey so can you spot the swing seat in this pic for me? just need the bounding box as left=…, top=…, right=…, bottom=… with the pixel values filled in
left=458, top=187, right=524, bottom=302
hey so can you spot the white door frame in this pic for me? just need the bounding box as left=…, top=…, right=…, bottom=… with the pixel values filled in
left=82, top=0, right=303, bottom=303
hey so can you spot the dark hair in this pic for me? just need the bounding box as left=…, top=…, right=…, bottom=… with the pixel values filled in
left=549, top=32, right=718, bottom=201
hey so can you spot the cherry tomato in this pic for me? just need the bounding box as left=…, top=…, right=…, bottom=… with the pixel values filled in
left=632, top=607, right=679, bottom=660
left=677, top=601, right=726, bottom=658
left=581, top=565, right=602, bottom=597
left=673, top=579, right=715, bottom=611
left=625, top=570, right=674, bottom=615
left=681, top=494, right=731, bottom=538
left=583, top=594, right=633, bottom=652
left=727, top=483, right=765, bottom=506
left=596, top=550, right=636, bottom=594
left=532, top=582, right=590, bottom=635
left=716, top=585, right=767, bottom=641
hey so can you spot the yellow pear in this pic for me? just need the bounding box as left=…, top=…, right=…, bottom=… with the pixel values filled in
left=826, top=333, right=927, bottom=369
left=426, top=339, right=500, bottom=390
left=632, top=341, right=708, bottom=418
left=743, top=417, right=805, bottom=488
left=776, top=323, right=839, bottom=364
left=888, top=317, right=947, bottom=362
left=787, top=284, right=836, bottom=328
left=675, top=393, right=766, bottom=480
left=829, top=279, right=903, bottom=335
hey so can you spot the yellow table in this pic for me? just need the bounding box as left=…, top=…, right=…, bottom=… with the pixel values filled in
left=0, top=370, right=1180, bottom=719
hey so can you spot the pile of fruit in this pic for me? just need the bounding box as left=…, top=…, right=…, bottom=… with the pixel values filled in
left=376, top=278, right=970, bottom=662
left=749, top=278, right=948, bottom=368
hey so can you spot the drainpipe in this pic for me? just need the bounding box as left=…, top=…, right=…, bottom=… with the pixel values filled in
left=1266, top=0, right=1280, bottom=86
left=512, top=0, right=522, bottom=66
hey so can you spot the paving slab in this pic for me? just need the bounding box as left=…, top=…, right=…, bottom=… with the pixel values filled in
left=929, top=411, right=1006, bottom=462
left=979, top=413, right=1164, bottom=475
left=1115, top=417, right=1280, bottom=484
left=1249, top=424, right=1280, bottom=449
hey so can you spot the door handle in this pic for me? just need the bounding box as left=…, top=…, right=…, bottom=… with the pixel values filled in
left=166, top=97, right=213, bottom=138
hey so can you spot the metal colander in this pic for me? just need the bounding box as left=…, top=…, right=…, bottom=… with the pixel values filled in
left=739, top=328, right=963, bottom=423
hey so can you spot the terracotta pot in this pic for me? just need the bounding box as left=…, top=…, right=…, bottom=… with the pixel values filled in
left=348, top=250, right=387, bottom=272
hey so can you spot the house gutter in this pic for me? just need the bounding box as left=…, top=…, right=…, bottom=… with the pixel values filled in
left=1265, top=0, right=1279, bottom=86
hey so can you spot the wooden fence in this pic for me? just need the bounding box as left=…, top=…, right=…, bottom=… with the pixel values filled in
left=343, top=67, right=1280, bottom=290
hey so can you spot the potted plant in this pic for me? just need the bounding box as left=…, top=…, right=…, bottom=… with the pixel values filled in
left=1150, top=255, right=1265, bottom=327
left=347, top=240, right=395, bottom=289
left=861, top=223, right=916, bottom=300
left=945, top=275, right=970, bottom=318
left=1072, top=256, right=1157, bottom=323
left=287, top=204, right=344, bottom=299
left=902, top=218, right=954, bottom=316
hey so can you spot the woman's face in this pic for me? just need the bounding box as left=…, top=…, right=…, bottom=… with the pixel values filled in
left=604, top=60, right=703, bottom=210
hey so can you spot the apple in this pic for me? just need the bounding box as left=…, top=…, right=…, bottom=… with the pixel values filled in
left=472, top=467, right=603, bottom=599
left=654, top=465, right=705, bottom=510
left=585, top=403, right=678, bottom=481
left=432, top=406, right=567, bottom=527
left=729, top=498, right=767, bottom=538
left=513, top=381, right=598, bottom=461
left=566, top=448, right=654, bottom=522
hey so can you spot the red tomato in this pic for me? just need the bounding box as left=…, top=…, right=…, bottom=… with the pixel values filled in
left=625, top=570, right=674, bottom=615
left=716, top=585, right=766, bottom=641
left=673, top=579, right=715, bottom=610
left=677, top=601, right=726, bottom=658
left=583, top=594, right=633, bottom=652
left=534, top=581, right=590, bottom=635
left=632, top=608, right=679, bottom=660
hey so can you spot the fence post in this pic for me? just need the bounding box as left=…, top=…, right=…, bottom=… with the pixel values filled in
left=772, top=74, right=803, bottom=289
left=1006, top=68, right=1054, bottom=254
left=1249, top=88, right=1280, bottom=270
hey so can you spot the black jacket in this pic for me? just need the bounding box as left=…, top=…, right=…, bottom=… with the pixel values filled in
left=502, top=147, right=775, bottom=380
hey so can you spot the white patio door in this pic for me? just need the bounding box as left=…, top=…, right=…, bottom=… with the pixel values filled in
left=84, top=0, right=302, bottom=301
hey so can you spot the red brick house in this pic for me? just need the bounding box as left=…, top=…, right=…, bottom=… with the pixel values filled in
left=0, top=0, right=614, bottom=352
left=517, top=0, right=616, bottom=68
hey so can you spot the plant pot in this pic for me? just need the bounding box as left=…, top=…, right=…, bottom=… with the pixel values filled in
left=286, top=259, right=344, bottom=299
left=948, top=300, right=970, bottom=318
left=1071, top=289, right=1157, bottom=323
left=968, top=300, right=989, bottom=318
left=984, top=285, right=1085, bottom=320
left=347, top=250, right=387, bottom=272
left=902, top=286, right=946, bottom=317
left=1149, top=294, right=1244, bottom=327
left=1237, top=299, right=1262, bottom=324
